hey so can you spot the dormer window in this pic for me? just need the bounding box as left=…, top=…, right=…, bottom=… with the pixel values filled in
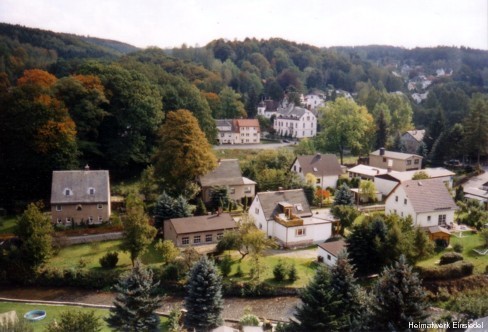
left=64, top=188, right=73, bottom=196
left=88, top=187, right=95, bottom=195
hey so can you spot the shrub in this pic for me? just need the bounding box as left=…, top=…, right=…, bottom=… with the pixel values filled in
left=99, top=251, right=119, bottom=269
left=219, top=255, right=232, bottom=277
left=452, top=243, right=463, bottom=253
left=162, top=263, right=181, bottom=281
left=239, top=313, right=260, bottom=327
left=288, top=264, right=298, bottom=282
left=439, top=252, right=464, bottom=265
left=235, top=264, right=243, bottom=277
left=273, top=260, right=287, bottom=281
left=418, top=261, right=474, bottom=281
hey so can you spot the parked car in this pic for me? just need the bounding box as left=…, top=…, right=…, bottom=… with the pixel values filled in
left=444, top=159, right=463, bottom=168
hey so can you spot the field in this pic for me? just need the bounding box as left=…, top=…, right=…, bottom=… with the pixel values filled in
left=416, top=232, right=488, bottom=274
left=0, top=215, right=16, bottom=234
left=0, top=302, right=170, bottom=331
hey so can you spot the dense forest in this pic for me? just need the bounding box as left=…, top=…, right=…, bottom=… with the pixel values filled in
left=1, top=23, right=488, bottom=210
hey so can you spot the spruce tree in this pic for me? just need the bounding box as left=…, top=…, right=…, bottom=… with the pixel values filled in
left=106, top=260, right=163, bottom=331
left=333, top=183, right=354, bottom=206
left=370, top=255, right=429, bottom=331
left=292, top=266, right=343, bottom=332
left=194, top=198, right=207, bottom=216
left=375, top=109, right=389, bottom=150
left=185, top=256, right=224, bottom=331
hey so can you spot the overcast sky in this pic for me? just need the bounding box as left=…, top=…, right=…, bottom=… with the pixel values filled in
left=1, top=0, right=487, bottom=50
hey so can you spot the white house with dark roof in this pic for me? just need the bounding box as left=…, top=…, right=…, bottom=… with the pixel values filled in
left=164, top=213, right=237, bottom=247
left=317, top=238, right=346, bottom=267
left=369, top=148, right=422, bottom=172
left=249, top=189, right=335, bottom=248
left=199, top=159, right=256, bottom=204
left=290, top=153, right=342, bottom=189
left=400, top=129, right=425, bottom=154
left=50, top=168, right=111, bottom=225
left=385, top=178, right=458, bottom=228
left=273, top=104, right=317, bottom=138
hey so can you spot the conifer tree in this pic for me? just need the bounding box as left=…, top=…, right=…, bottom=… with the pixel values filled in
left=370, top=255, right=429, bottom=331
left=292, top=266, right=343, bottom=331
left=194, top=198, right=207, bottom=216
left=106, top=260, right=163, bottom=331
left=333, top=183, right=354, bottom=206
left=185, top=256, right=224, bottom=331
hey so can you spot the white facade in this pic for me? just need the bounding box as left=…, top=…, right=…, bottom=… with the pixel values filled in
left=374, top=177, right=400, bottom=196
left=317, top=246, right=338, bottom=267
left=385, top=185, right=456, bottom=227
left=291, top=159, right=338, bottom=189
left=216, top=119, right=260, bottom=144
left=303, top=94, right=325, bottom=111
left=273, top=110, right=316, bottom=138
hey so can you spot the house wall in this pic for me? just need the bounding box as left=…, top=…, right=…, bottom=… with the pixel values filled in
left=164, top=224, right=228, bottom=247
left=51, top=203, right=110, bottom=225
left=273, top=111, right=317, bottom=138
left=272, top=221, right=332, bottom=248
left=290, top=160, right=338, bottom=189
left=415, top=211, right=455, bottom=228
left=375, top=178, right=399, bottom=196
left=369, top=155, right=422, bottom=172
left=317, top=247, right=337, bottom=267
left=202, top=184, right=255, bottom=204
left=249, top=197, right=269, bottom=235
left=237, top=125, right=260, bottom=144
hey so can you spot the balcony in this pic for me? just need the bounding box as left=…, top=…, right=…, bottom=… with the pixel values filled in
left=273, top=213, right=304, bottom=227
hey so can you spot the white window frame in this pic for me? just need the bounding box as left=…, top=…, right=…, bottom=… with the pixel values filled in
left=97, top=204, right=103, bottom=209
left=56, top=205, right=62, bottom=211
left=205, top=234, right=213, bottom=242
left=194, top=235, right=201, bottom=244
left=182, top=237, right=189, bottom=245
left=295, top=228, right=306, bottom=237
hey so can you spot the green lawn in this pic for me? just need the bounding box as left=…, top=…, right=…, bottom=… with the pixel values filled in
left=50, top=240, right=164, bottom=270
left=0, top=215, right=17, bottom=234
left=0, top=302, right=170, bottom=331
left=223, top=250, right=318, bottom=288
left=416, top=233, right=488, bottom=274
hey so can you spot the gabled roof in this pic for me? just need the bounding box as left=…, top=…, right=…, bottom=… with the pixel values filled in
left=397, top=179, right=457, bottom=214
left=318, top=238, right=346, bottom=257
left=234, top=119, right=259, bottom=127
left=403, top=129, right=425, bottom=142
left=422, top=225, right=451, bottom=235
left=216, top=119, right=233, bottom=128
left=293, top=154, right=342, bottom=176
left=199, top=159, right=245, bottom=187
left=51, top=170, right=110, bottom=204
left=168, top=213, right=236, bottom=235
left=256, top=189, right=312, bottom=220
left=276, top=104, right=309, bottom=119
left=370, top=149, right=421, bottom=160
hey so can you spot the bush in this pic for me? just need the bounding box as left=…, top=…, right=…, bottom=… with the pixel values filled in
left=239, top=313, right=260, bottom=327
left=273, top=260, right=287, bottom=281
left=161, top=263, right=181, bottom=281
left=234, top=264, right=243, bottom=277
left=439, top=252, right=464, bottom=265
left=219, top=255, right=232, bottom=277
left=99, top=251, right=119, bottom=269
left=452, top=243, right=463, bottom=253
left=288, top=264, right=298, bottom=282
left=418, top=261, right=474, bottom=281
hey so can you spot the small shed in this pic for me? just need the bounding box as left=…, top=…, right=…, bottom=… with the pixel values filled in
left=422, top=226, right=451, bottom=245
left=317, top=238, right=346, bottom=267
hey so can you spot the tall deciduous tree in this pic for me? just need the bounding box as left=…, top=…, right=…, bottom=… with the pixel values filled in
left=217, top=86, right=247, bottom=119
left=120, top=194, right=157, bottom=266
left=185, top=256, right=224, bottom=331
left=316, top=97, right=374, bottom=164
left=154, top=109, right=217, bottom=197
left=370, top=255, right=429, bottom=331
left=106, top=261, right=163, bottom=331
left=464, top=93, right=488, bottom=165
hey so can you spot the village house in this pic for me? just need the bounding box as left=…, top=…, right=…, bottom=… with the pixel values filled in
left=199, top=159, right=256, bottom=204
left=302, top=93, right=325, bottom=111
left=347, top=164, right=389, bottom=181
left=257, top=99, right=283, bottom=119
left=385, top=178, right=458, bottom=229
left=317, top=238, right=346, bottom=267
left=375, top=167, right=455, bottom=196
left=216, top=119, right=260, bottom=144
left=290, top=153, right=343, bottom=189
left=369, top=148, right=422, bottom=172
left=273, top=104, right=317, bottom=138
left=164, top=213, right=237, bottom=247
left=248, top=189, right=335, bottom=248
left=50, top=167, right=111, bottom=225
left=400, top=129, right=425, bottom=154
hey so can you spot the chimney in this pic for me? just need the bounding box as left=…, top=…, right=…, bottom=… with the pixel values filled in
left=387, top=159, right=393, bottom=172
left=379, top=147, right=385, bottom=156
left=84, top=164, right=90, bottom=171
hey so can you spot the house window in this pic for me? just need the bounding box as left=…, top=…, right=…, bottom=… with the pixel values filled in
left=182, top=237, right=189, bottom=245
left=245, top=186, right=251, bottom=193
left=255, top=208, right=259, bottom=214
left=327, top=254, right=331, bottom=261
left=427, top=216, right=431, bottom=221
left=404, top=199, right=407, bottom=205
left=194, top=235, right=201, bottom=244
left=259, top=223, right=262, bottom=230
left=383, top=157, right=387, bottom=162
left=56, top=218, right=62, bottom=223
left=56, top=205, right=62, bottom=211
left=98, top=216, right=103, bottom=222
left=394, top=209, right=397, bottom=215
left=295, top=228, right=306, bottom=237
left=221, top=133, right=224, bottom=137
left=395, top=196, right=398, bottom=202
left=76, top=205, right=82, bottom=211
left=217, top=233, right=223, bottom=240
left=230, top=187, right=235, bottom=194
left=293, top=165, right=296, bottom=171
left=97, top=204, right=103, bottom=209
left=438, top=215, right=447, bottom=225
left=316, top=178, right=321, bottom=184
left=299, top=167, right=302, bottom=172
left=414, top=159, right=420, bottom=164
left=64, top=188, right=72, bottom=196
left=66, top=217, right=72, bottom=223
left=206, top=234, right=212, bottom=242
left=88, top=188, right=95, bottom=195
left=407, top=160, right=412, bottom=165
left=88, top=216, right=93, bottom=223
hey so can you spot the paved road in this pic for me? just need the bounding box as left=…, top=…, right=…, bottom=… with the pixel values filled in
left=213, top=142, right=294, bottom=150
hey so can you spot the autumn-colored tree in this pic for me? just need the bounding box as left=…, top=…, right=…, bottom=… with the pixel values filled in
left=154, top=109, right=217, bottom=198
left=202, top=91, right=221, bottom=118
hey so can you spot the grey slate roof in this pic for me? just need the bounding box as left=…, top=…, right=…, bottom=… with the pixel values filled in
left=318, top=238, right=346, bottom=257
left=169, top=213, right=236, bottom=235
left=51, top=170, right=110, bottom=204
left=400, top=179, right=457, bottom=213
left=370, top=149, right=421, bottom=160
left=276, top=104, right=308, bottom=119
left=294, top=154, right=342, bottom=176
left=256, top=189, right=312, bottom=220
left=404, top=129, right=425, bottom=142
left=199, top=159, right=245, bottom=187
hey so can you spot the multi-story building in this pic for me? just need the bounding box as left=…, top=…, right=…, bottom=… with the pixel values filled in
left=369, top=148, right=422, bottom=172
left=273, top=104, right=317, bottom=138
left=216, top=119, right=260, bottom=144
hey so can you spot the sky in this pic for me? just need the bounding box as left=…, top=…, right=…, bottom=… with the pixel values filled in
left=0, top=0, right=487, bottom=50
